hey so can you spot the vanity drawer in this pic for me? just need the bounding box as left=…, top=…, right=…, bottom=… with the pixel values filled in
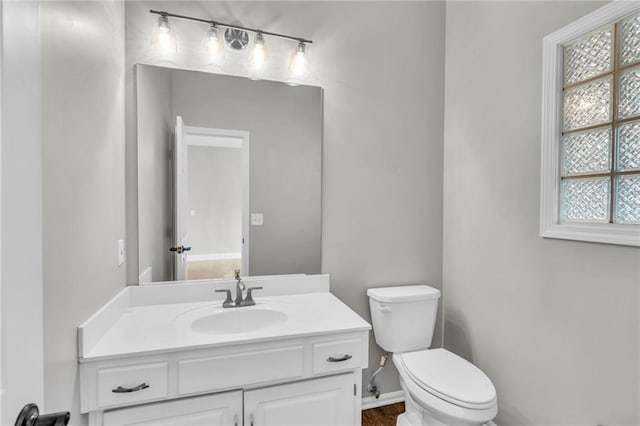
left=97, top=362, right=168, bottom=408
left=177, top=345, right=304, bottom=395
left=312, top=338, right=362, bottom=375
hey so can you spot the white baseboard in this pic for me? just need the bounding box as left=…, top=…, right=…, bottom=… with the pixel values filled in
left=361, top=390, right=405, bottom=410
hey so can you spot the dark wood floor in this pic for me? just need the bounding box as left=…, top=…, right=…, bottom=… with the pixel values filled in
left=362, top=402, right=405, bottom=426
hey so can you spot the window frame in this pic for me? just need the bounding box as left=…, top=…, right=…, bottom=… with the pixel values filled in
left=540, top=0, right=640, bottom=247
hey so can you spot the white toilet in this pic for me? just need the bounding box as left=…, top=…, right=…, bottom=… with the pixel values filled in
left=367, top=285, right=498, bottom=426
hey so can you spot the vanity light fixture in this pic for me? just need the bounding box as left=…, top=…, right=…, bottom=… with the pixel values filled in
left=205, top=24, right=224, bottom=60
left=149, top=10, right=313, bottom=77
left=151, top=13, right=177, bottom=56
left=289, top=41, right=308, bottom=77
left=250, top=32, right=268, bottom=70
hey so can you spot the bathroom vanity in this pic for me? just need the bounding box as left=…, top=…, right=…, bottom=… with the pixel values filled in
left=78, top=275, right=370, bottom=426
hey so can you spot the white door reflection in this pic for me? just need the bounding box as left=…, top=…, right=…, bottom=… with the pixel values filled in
left=176, top=119, right=250, bottom=280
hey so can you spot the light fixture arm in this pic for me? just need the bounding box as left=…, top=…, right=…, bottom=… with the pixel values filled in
left=149, top=9, right=313, bottom=44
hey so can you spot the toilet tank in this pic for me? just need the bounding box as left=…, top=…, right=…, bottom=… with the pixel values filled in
left=367, top=285, right=440, bottom=353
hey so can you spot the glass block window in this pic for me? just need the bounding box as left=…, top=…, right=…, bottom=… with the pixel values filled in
left=560, top=11, right=640, bottom=225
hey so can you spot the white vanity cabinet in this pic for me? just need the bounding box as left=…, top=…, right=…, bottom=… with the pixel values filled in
left=78, top=277, right=371, bottom=426
left=81, top=332, right=367, bottom=426
left=98, top=373, right=355, bottom=426
left=244, top=373, right=355, bottom=426
left=101, top=391, right=242, bottom=426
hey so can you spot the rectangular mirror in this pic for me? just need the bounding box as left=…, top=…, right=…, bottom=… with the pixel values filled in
left=135, top=64, right=323, bottom=283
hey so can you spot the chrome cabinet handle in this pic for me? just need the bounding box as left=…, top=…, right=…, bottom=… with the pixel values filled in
left=112, top=382, right=149, bottom=393
left=327, top=354, right=352, bottom=362
left=250, top=413, right=254, bottom=426
left=233, top=414, right=238, bottom=426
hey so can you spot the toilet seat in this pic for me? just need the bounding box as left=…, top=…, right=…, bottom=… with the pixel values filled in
left=396, top=364, right=498, bottom=426
left=396, top=348, right=497, bottom=410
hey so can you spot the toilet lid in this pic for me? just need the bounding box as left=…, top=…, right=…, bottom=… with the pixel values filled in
left=399, top=348, right=496, bottom=408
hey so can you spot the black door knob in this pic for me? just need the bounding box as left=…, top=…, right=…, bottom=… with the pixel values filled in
left=169, top=245, right=192, bottom=254
left=15, top=403, right=70, bottom=426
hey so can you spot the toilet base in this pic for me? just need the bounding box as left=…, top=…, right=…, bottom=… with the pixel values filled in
left=397, top=413, right=411, bottom=426
left=398, top=413, right=428, bottom=426
left=397, top=381, right=449, bottom=426
left=397, top=411, right=447, bottom=426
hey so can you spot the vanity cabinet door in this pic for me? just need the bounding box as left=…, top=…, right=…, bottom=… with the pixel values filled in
left=101, top=391, right=242, bottom=426
left=243, top=373, right=355, bottom=426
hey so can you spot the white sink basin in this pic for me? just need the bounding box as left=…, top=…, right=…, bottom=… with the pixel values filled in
left=190, top=308, right=288, bottom=334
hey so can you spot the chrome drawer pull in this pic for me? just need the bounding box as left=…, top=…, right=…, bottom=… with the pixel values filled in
left=111, top=383, right=149, bottom=393
left=327, top=354, right=352, bottom=362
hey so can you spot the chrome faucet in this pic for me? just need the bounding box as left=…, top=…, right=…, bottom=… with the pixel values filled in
left=234, top=269, right=245, bottom=305
left=215, top=270, right=263, bottom=308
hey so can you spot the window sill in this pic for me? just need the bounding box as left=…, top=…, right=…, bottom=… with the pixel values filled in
left=541, top=222, right=640, bottom=246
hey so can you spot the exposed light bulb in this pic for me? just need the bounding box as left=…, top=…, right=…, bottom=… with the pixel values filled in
left=205, top=24, right=223, bottom=60
left=289, top=42, right=308, bottom=77
left=152, top=15, right=176, bottom=56
left=158, top=15, right=170, bottom=32
left=250, top=32, right=268, bottom=70
left=157, top=18, right=172, bottom=51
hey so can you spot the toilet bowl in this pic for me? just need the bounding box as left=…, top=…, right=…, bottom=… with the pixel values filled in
left=367, top=285, right=498, bottom=426
left=394, top=349, right=497, bottom=426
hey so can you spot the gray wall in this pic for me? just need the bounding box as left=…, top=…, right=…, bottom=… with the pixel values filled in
left=136, top=64, right=173, bottom=282
left=317, top=2, right=446, bottom=395
left=41, top=1, right=126, bottom=424
left=1, top=1, right=44, bottom=423
left=188, top=146, right=242, bottom=256
left=126, top=1, right=446, bottom=397
left=442, top=2, right=640, bottom=424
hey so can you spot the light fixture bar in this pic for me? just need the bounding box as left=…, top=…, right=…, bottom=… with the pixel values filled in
left=149, top=10, right=313, bottom=44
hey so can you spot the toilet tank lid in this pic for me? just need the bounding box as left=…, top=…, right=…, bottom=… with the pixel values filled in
left=367, top=285, right=440, bottom=303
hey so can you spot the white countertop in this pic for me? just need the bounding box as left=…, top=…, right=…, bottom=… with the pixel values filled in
left=81, top=292, right=371, bottom=362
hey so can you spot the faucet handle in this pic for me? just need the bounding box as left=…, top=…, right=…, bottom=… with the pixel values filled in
left=244, top=286, right=263, bottom=306
left=215, top=289, right=233, bottom=307
left=234, top=269, right=241, bottom=280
